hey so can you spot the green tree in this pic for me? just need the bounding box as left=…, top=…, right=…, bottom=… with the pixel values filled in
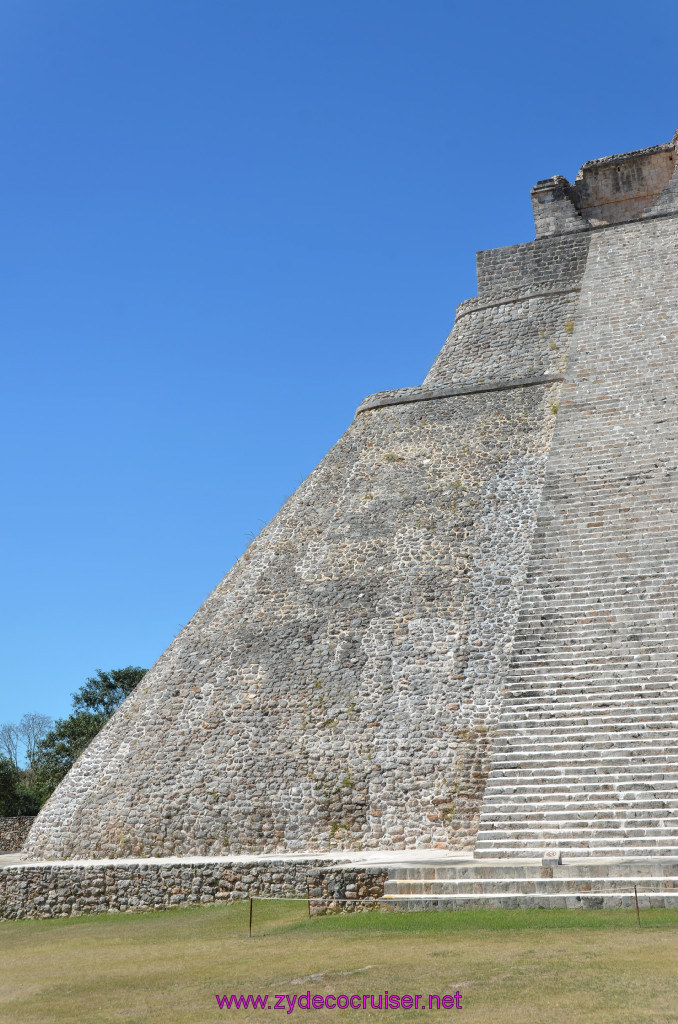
left=0, top=756, right=40, bottom=816
left=71, top=667, right=146, bottom=717
left=29, top=667, right=146, bottom=807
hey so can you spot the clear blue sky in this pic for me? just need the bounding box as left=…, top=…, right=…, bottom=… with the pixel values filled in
left=1, top=0, right=676, bottom=727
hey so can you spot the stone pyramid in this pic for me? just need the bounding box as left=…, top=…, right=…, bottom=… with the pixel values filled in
left=25, top=131, right=678, bottom=861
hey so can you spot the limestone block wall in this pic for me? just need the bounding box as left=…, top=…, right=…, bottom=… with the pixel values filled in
left=475, top=235, right=590, bottom=301
left=0, top=858, right=387, bottom=920
left=0, top=817, right=36, bottom=853
left=24, top=376, right=561, bottom=860
left=571, top=145, right=675, bottom=226
left=423, top=294, right=574, bottom=390
left=423, top=234, right=589, bottom=390
left=644, top=157, right=678, bottom=218
left=531, top=177, right=588, bottom=238
left=532, top=136, right=678, bottom=236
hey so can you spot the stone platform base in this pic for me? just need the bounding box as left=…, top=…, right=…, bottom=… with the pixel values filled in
left=2, top=850, right=677, bottom=919
left=382, top=856, right=678, bottom=910
left=0, top=851, right=391, bottom=921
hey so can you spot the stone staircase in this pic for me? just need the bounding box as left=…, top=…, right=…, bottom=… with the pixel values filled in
left=381, top=858, right=678, bottom=910
left=473, top=218, right=678, bottom=859
left=475, top=679, right=678, bottom=858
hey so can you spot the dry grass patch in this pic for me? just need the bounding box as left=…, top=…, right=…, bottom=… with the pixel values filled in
left=1, top=903, right=677, bottom=1023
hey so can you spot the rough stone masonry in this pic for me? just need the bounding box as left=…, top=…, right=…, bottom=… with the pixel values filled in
left=23, top=131, right=678, bottom=862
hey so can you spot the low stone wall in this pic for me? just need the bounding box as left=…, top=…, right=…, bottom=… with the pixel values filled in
left=0, top=858, right=387, bottom=920
left=0, top=817, right=36, bottom=853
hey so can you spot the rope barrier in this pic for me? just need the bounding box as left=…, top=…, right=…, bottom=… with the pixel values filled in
left=233, top=885, right=665, bottom=934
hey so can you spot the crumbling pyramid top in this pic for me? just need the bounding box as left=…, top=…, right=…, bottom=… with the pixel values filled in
left=531, top=129, right=678, bottom=236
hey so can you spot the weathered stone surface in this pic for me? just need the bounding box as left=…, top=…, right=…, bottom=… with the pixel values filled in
left=22, top=128, right=678, bottom=865
left=25, top=382, right=560, bottom=858
left=0, top=858, right=387, bottom=920
left=0, top=817, right=35, bottom=853
left=476, top=209, right=678, bottom=858
left=382, top=857, right=678, bottom=910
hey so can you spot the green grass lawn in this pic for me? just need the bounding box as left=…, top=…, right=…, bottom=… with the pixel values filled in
left=2, top=903, right=677, bottom=1023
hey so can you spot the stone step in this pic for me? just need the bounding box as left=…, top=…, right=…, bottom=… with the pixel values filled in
left=474, top=833, right=678, bottom=847
left=490, top=749, right=678, bottom=762
left=483, top=780, right=678, bottom=794
left=491, top=741, right=678, bottom=757
left=488, top=752, right=678, bottom=767
left=508, top=657, right=676, bottom=667
left=508, top=650, right=677, bottom=661
left=494, top=741, right=678, bottom=752
left=488, top=762, right=678, bottom=774
left=494, top=732, right=678, bottom=742
left=517, top=586, right=677, bottom=600
left=494, top=721, right=678, bottom=736
left=485, top=777, right=678, bottom=791
left=493, top=726, right=678, bottom=738
left=474, top=835, right=678, bottom=849
left=480, top=799, right=678, bottom=814
left=487, top=763, right=678, bottom=776
left=512, top=636, right=677, bottom=645
left=477, top=822, right=678, bottom=835
left=515, top=555, right=677, bottom=569
left=483, top=787, right=678, bottom=800
left=496, top=713, right=677, bottom=730
left=513, top=603, right=676, bottom=617
left=508, top=671, right=676, bottom=683
left=487, top=764, right=678, bottom=776
left=504, top=678, right=677, bottom=691
left=480, top=809, right=678, bottom=822
left=519, top=680, right=678, bottom=688
left=507, top=665, right=676, bottom=677
left=474, top=839, right=678, bottom=855
left=475, top=847, right=678, bottom=860
left=493, top=731, right=678, bottom=745
left=518, top=542, right=678, bottom=555
left=516, top=602, right=676, bottom=613
left=512, top=638, right=676, bottom=647
left=504, top=683, right=678, bottom=697
left=485, top=794, right=678, bottom=811
left=504, top=679, right=677, bottom=691
left=505, top=682, right=676, bottom=695
left=483, top=789, right=678, bottom=799
left=514, top=610, right=677, bottom=623
left=477, top=818, right=678, bottom=833
left=383, top=855, right=678, bottom=906
left=482, top=798, right=678, bottom=810
left=498, top=716, right=676, bottom=730
left=512, top=642, right=677, bottom=655
left=491, top=738, right=678, bottom=753
left=495, top=721, right=678, bottom=731
left=383, top=876, right=678, bottom=895
left=381, top=893, right=678, bottom=910
left=486, top=772, right=678, bottom=785
left=497, top=711, right=678, bottom=726
left=483, top=794, right=678, bottom=807
left=388, top=860, right=678, bottom=880
left=479, top=808, right=678, bottom=824
left=475, top=823, right=678, bottom=839
left=502, top=708, right=678, bottom=719
left=496, top=703, right=677, bottom=718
